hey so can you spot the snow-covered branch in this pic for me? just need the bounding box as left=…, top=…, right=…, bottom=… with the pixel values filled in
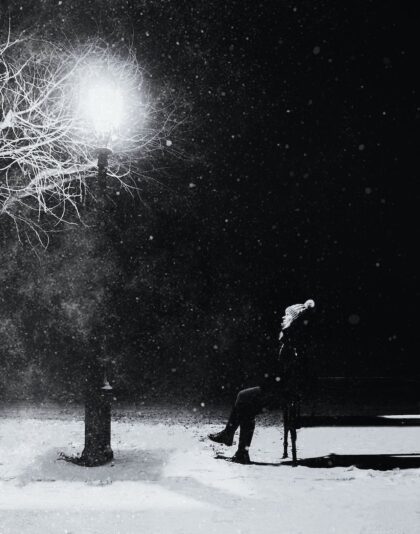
left=0, top=34, right=178, bottom=241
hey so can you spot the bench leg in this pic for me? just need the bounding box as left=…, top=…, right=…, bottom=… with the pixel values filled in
left=282, top=405, right=289, bottom=459
left=283, top=426, right=289, bottom=459
left=283, top=401, right=299, bottom=464
left=290, top=426, right=297, bottom=466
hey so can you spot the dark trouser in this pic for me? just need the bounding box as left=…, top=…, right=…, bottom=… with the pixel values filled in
left=225, top=387, right=265, bottom=452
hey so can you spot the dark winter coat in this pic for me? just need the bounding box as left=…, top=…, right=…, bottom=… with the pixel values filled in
left=262, top=310, right=313, bottom=401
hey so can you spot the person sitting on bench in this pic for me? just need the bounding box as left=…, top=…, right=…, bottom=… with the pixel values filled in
left=208, top=299, right=315, bottom=464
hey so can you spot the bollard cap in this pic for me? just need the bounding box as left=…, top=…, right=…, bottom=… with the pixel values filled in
left=101, top=379, right=113, bottom=391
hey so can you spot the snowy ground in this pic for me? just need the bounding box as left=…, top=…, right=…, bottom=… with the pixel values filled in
left=1, top=404, right=420, bottom=534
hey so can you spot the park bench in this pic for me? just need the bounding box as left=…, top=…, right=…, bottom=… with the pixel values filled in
left=282, top=377, right=420, bottom=466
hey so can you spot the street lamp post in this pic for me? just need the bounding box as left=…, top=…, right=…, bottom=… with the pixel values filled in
left=70, top=80, right=123, bottom=467
left=78, top=147, right=114, bottom=467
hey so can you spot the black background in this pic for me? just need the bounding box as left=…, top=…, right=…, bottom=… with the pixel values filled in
left=0, top=1, right=418, bottom=402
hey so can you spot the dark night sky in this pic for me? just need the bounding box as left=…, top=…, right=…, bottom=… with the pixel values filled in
left=0, top=1, right=418, bottom=399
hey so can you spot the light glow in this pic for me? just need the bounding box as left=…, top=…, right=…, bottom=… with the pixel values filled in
left=83, top=80, right=123, bottom=134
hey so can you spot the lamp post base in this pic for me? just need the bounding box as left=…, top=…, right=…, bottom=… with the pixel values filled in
left=83, top=383, right=113, bottom=466
left=62, top=383, right=113, bottom=467
left=76, top=447, right=114, bottom=467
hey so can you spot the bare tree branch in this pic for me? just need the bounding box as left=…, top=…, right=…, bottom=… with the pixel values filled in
left=0, top=33, right=180, bottom=243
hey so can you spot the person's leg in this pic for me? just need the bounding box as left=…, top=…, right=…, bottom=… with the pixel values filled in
left=231, top=417, right=256, bottom=464
left=230, top=387, right=263, bottom=463
left=208, top=387, right=262, bottom=447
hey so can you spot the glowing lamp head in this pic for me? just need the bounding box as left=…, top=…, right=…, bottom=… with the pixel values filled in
left=84, top=81, right=123, bottom=134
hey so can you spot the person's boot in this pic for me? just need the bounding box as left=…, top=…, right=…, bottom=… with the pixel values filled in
left=208, top=399, right=242, bottom=446
left=231, top=448, right=251, bottom=464
left=208, top=429, right=234, bottom=446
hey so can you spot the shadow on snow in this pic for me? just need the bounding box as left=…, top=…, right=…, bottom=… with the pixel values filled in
left=283, top=453, right=420, bottom=470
